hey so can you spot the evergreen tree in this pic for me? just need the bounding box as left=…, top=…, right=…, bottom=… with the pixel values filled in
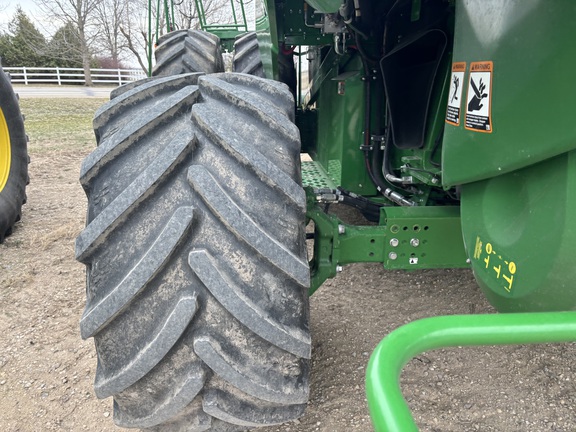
left=0, top=8, right=47, bottom=67
left=47, top=22, right=85, bottom=68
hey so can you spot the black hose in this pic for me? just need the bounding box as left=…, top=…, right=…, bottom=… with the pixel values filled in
left=338, top=188, right=384, bottom=221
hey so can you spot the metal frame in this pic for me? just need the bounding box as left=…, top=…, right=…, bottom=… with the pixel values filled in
left=306, top=188, right=469, bottom=294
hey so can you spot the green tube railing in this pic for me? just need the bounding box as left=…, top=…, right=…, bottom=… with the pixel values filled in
left=366, top=312, right=576, bottom=432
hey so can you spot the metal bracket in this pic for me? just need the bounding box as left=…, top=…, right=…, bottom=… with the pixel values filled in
left=306, top=188, right=469, bottom=295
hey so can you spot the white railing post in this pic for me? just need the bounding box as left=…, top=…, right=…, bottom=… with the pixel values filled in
left=117, top=68, right=122, bottom=85
left=57, top=67, right=61, bottom=85
left=23, top=67, right=28, bottom=85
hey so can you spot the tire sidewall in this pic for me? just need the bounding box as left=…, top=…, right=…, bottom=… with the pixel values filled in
left=0, top=66, right=28, bottom=238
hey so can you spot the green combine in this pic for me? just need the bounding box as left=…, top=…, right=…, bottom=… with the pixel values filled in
left=76, top=0, right=576, bottom=430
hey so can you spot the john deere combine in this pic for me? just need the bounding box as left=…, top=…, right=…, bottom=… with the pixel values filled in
left=76, top=0, right=576, bottom=430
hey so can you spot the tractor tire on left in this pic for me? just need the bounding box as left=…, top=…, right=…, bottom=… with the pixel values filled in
left=0, top=62, right=28, bottom=243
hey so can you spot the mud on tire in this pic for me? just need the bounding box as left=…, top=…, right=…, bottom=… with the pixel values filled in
left=76, top=72, right=310, bottom=430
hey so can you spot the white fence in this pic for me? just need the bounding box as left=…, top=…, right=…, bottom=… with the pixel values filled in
left=4, top=67, right=147, bottom=85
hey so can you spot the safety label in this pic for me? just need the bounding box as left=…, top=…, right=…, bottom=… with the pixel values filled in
left=465, top=61, right=493, bottom=133
left=445, top=62, right=466, bottom=126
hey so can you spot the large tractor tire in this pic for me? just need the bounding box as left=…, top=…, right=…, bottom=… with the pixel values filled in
left=232, top=32, right=296, bottom=95
left=232, top=32, right=266, bottom=77
left=76, top=72, right=310, bottom=430
left=153, top=30, right=225, bottom=77
left=0, top=63, right=28, bottom=243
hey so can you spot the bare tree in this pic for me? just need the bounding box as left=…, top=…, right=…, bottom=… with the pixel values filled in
left=117, top=0, right=244, bottom=74
left=119, top=0, right=150, bottom=73
left=94, top=0, right=126, bottom=65
left=35, top=0, right=103, bottom=85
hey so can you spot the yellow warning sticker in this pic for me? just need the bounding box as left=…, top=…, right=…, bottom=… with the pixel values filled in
left=473, top=236, right=517, bottom=293
left=465, top=61, right=493, bottom=133
left=446, top=62, right=466, bottom=126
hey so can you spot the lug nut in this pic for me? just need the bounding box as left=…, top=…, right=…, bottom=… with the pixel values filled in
left=388, top=252, right=398, bottom=260
left=410, top=238, right=420, bottom=247
left=390, top=238, right=399, bottom=247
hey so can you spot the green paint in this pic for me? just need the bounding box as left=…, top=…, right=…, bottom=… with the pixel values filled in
left=307, top=193, right=387, bottom=295
left=461, top=150, right=576, bottom=312
left=366, top=311, right=576, bottom=431
left=382, top=206, right=468, bottom=270
left=306, top=190, right=468, bottom=294
left=443, top=0, right=576, bottom=186
left=303, top=0, right=341, bottom=13
left=301, top=160, right=336, bottom=189
left=312, top=54, right=376, bottom=195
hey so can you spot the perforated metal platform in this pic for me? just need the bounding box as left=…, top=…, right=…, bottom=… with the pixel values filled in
left=301, top=160, right=336, bottom=189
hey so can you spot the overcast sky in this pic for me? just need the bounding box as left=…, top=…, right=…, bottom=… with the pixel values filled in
left=1, top=0, right=51, bottom=33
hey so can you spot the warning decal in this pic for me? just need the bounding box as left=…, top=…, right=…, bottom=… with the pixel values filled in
left=465, top=61, right=493, bottom=133
left=446, top=62, right=466, bottom=126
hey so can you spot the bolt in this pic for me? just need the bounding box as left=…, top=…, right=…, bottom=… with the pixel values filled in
left=336, top=265, right=343, bottom=272
left=466, top=258, right=471, bottom=264
left=389, top=252, right=398, bottom=260
left=410, top=238, right=420, bottom=247
left=338, top=224, right=346, bottom=235
left=390, top=238, right=399, bottom=247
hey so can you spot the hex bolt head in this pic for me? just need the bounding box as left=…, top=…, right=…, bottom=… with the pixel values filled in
left=390, top=238, right=399, bottom=247
left=338, top=224, right=346, bottom=235
left=388, top=252, right=398, bottom=260
left=336, top=265, right=343, bottom=272
left=410, top=238, right=420, bottom=247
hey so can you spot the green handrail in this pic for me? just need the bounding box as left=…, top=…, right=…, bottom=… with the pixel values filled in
left=366, top=312, right=576, bottom=431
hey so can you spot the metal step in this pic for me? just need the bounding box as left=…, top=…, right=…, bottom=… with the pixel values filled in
left=301, top=160, right=336, bottom=189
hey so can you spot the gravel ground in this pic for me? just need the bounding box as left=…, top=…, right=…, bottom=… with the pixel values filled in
left=1, top=97, right=575, bottom=432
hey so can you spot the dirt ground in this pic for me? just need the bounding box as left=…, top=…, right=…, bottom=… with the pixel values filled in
left=1, top=97, right=576, bottom=432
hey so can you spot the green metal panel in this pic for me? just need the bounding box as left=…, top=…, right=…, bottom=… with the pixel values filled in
left=461, top=150, right=576, bottom=312
left=443, top=0, right=576, bottom=186
left=259, top=0, right=276, bottom=79
left=382, top=206, right=468, bottom=270
left=306, top=190, right=468, bottom=294
left=313, top=55, right=376, bottom=195
left=279, top=0, right=332, bottom=46
left=366, top=311, right=576, bottom=431
left=303, top=0, right=340, bottom=13
left=301, top=160, right=336, bottom=189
